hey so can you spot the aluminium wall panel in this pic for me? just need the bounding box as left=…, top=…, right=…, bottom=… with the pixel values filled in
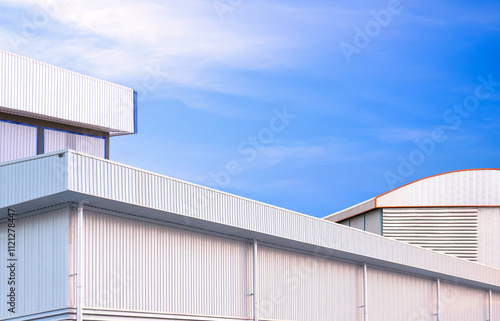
left=257, top=245, right=363, bottom=321
left=478, top=207, right=500, bottom=269
left=0, top=119, right=37, bottom=163
left=493, top=291, right=500, bottom=321
left=350, top=214, right=365, bottom=230
left=376, top=169, right=500, bottom=207
left=63, top=151, right=500, bottom=290
left=365, top=208, right=382, bottom=235
left=368, top=267, right=435, bottom=321
left=0, top=50, right=135, bottom=135
left=44, top=128, right=105, bottom=158
left=440, top=281, right=488, bottom=321
left=0, top=207, right=70, bottom=319
left=0, top=152, right=68, bottom=209
left=79, top=209, right=251, bottom=317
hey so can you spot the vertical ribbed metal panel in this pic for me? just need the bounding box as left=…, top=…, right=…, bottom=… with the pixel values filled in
left=44, top=128, right=105, bottom=158
left=350, top=214, right=364, bottom=230
left=365, top=209, right=381, bottom=235
left=0, top=50, right=135, bottom=135
left=376, top=169, right=500, bottom=207
left=0, top=207, right=70, bottom=319
left=0, top=120, right=37, bottom=163
left=368, top=267, right=435, bottom=321
left=383, top=208, right=478, bottom=261
left=478, top=207, right=500, bottom=269
left=493, top=291, right=500, bottom=321
left=258, top=245, right=362, bottom=321
left=440, top=281, right=488, bottom=320
left=0, top=153, right=68, bottom=208
left=80, top=209, right=250, bottom=317
left=63, top=151, right=500, bottom=289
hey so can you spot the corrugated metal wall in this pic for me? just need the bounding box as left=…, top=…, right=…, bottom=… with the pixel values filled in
left=63, top=151, right=500, bottom=289
left=258, top=245, right=363, bottom=321
left=383, top=207, right=479, bottom=261
left=44, top=128, right=106, bottom=158
left=365, top=208, right=381, bottom=235
left=0, top=207, right=70, bottom=319
left=0, top=50, right=135, bottom=135
left=478, top=207, right=500, bottom=269
left=0, top=152, right=68, bottom=207
left=79, top=209, right=251, bottom=318
left=368, top=268, right=435, bottom=321
left=0, top=119, right=37, bottom=163
left=350, top=214, right=364, bottom=230
left=376, top=169, right=500, bottom=207
left=335, top=209, right=381, bottom=235
left=440, top=281, right=488, bottom=320
left=493, top=291, right=500, bottom=321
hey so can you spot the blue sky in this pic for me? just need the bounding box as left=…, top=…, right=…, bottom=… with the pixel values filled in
left=1, top=0, right=499, bottom=218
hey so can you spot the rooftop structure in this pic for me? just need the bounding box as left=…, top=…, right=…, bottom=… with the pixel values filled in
left=0, top=50, right=137, bottom=162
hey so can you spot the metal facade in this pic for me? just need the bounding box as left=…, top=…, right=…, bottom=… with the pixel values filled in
left=440, top=281, right=488, bottom=320
left=383, top=207, right=479, bottom=261
left=478, top=207, right=500, bottom=269
left=324, top=169, right=500, bottom=223
left=0, top=119, right=37, bottom=163
left=0, top=207, right=70, bottom=320
left=258, top=245, right=362, bottom=321
left=367, top=267, right=435, bottom=320
left=44, top=128, right=106, bottom=158
left=0, top=50, right=136, bottom=135
left=365, top=208, right=381, bottom=235
left=1, top=150, right=500, bottom=291
left=376, top=169, right=500, bottom=208
left=79, top=209, right=251, bottom=318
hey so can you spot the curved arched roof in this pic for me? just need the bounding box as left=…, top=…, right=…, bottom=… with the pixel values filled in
left=324, top=169, right=500, bottom=222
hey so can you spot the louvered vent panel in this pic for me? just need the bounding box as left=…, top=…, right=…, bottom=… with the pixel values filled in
left=383, top=208, right=478, bottom=261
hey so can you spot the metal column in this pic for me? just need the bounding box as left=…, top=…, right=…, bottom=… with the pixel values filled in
left=363, top=263, right=368, bottom=321
left=77, top=202, right=84, bottom=321
left=253, top=239, right=258, bottom=321
left=436, top=278, right=440, bottom=321
left=489, top=289, right=492, bottom=321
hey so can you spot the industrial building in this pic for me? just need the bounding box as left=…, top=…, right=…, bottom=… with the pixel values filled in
left=324, top=169, right=500, bottom=269
left=0, top=50, right=499, bottom=321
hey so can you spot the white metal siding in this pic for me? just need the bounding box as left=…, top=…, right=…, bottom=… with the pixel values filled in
left=365, top=208, right=381, bottom=235
left=0, top=120, right=37, bottom=163
left=493, top=291, right=500, bottom=321
left=0, top=50, right=135, bottom=135
left=478, top=207, right=500, bottom=269
left=368, top=268, right=435, bottom=321
left=2, top=151, right=500, bottom=293
left=440, top=281, right=488, bottom=320
left=258, top=245, right=362, bottom=321
left=79, top=209, right=251, bottom=317
left=0, top=207, right=70, bottom=319
left=350, top=214, right=364, bottom=230
left=383, top=208, right=479, bottom=261
left=376, top=169, right=500, bottom=207
left=44, top=128, right=105, bottom=158
left=0, top=153, right=69, bottom=208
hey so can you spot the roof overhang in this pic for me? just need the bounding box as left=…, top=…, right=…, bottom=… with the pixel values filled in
left=0, top=50, right=137, bottom=136
left=324, top=169, right=500, bottom=222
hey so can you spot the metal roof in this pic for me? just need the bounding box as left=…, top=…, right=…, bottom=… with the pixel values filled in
left=0, top=50, right=137, bottom=135
left=324, top=169, right=500, bottom=222
left=1, top=151, right=500, bottom=292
